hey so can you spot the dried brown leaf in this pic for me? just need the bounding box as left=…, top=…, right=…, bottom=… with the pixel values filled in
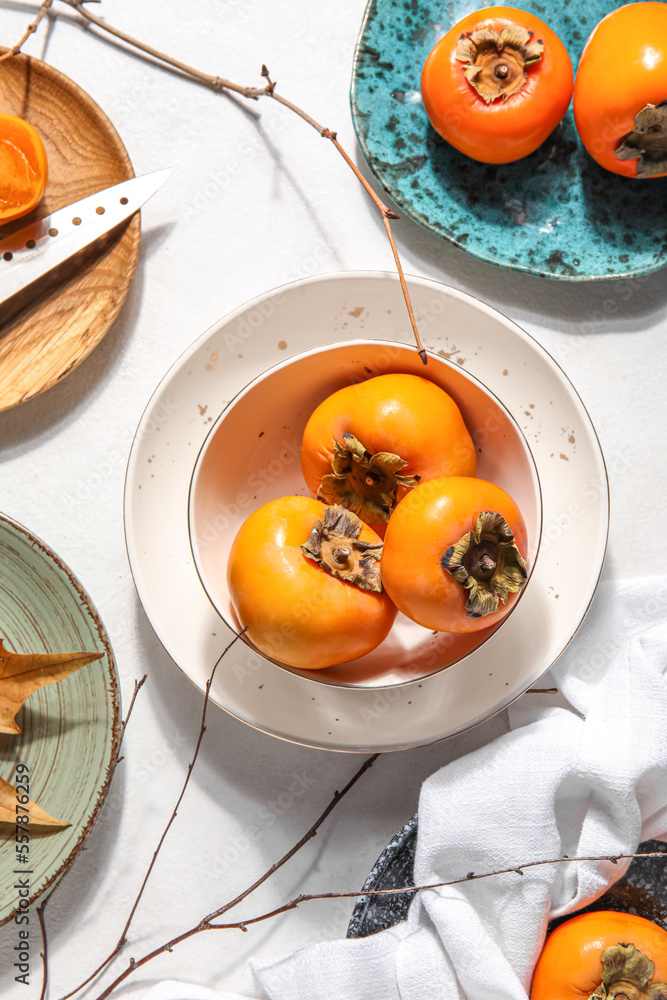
left=0, top=638, right=102, bottom=735
left=0, top=773, right=68, bottom=827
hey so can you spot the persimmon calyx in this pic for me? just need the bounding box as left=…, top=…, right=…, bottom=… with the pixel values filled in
left=301, top=504, right=384, bottom=592
left=615, top=101, right=667, bottom=178
left=588, top=942, right=667, bottom=1000
left=455, top=23, right=544, bottom=103
left=441, top=510, right=527, bottom=617
left=317, top=433, right=420, bottom=525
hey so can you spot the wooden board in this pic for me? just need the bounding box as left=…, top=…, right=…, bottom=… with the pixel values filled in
left=0, top=49, right=140, bottom=411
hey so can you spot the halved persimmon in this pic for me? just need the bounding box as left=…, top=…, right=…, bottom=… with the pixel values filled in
left=227, top=496, right=396, bottom=669
left=0, top=114, right=48, bottom=223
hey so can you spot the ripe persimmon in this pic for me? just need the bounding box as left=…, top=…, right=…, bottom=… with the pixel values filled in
left=573, top=3, right=667, bottom=178
left=227, top=496, right=396, bottom=669
left=530, top=911, right=667, bottom=1000
left=0, top=115, right=48, bottom=223
left=421, top=6, right=573, bottom=164
left=301, top=374, right=476, bottom=533
left=381, top=477, right=527, bottom=633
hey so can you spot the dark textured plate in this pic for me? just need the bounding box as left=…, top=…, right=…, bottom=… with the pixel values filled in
left=350, top=0, right=667, bottom=280
left=347, top=814, right=667, bottom=938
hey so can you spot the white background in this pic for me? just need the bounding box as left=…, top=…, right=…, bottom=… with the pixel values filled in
left=0, top=1, right=665, bottom=997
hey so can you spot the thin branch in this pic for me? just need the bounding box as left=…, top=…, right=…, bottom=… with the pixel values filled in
left=233, top=849, right=665, bottom=908
left=59, top=634, right=244, bottom=1000
left=116, top=674, right=148, bottom=763
left=57, top=0, right=256, bottom=96
left=39, top=674, right=147, bottom=1000
left=37, top=900, right=49, bottom=1000
left=32, top=1, right=426, bottom=361
left=0, top=0, right=53, bottom=63
left=205, top=751, right=380, bottom=923
left=379, top=211, right=426, bottom=363
left=118, top=635, right=244, bottom=939
left=89, top=848, right=664, bottom=999
left=90, top=752, right=380, bottom=1000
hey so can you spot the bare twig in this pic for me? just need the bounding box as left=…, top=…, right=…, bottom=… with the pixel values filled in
left=90, top=752, right=381, bottom=1000
left=59, top=634, right=244, bottom=1000
left=36, top=900, right=49, bottom=1000
left=88, top=847, right=664, bottom=999
left=37, top=674, right=147, bottom=1000
left=116, top=674, right=148, bottom=762
left=58, top=0, right=257, bottom=96
left=118, top=636, right=244, bottom=940
left=6, top=0, right=427, bottom=362
left=0, top=0, right=53, bottom=64
left=205, top=751, right=380, bottom=924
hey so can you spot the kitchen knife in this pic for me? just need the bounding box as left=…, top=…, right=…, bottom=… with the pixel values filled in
left=0, top=168, right=171, bottom=308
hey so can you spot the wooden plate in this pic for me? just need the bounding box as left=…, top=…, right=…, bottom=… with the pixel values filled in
left=0, top=49, right=140, bottom=411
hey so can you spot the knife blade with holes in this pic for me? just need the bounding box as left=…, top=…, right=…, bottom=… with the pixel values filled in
left=0, top=168, right=171, bottom=308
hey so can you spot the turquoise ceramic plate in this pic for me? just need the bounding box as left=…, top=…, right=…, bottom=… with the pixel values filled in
left=0, top=514, right=120, bottom=926
left=351, top=0, right=667, bottom=279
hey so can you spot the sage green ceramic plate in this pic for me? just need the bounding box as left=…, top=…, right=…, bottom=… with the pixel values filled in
left=0, top=513, right=120, bottom=926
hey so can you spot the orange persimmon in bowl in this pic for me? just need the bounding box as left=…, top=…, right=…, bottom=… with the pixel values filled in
left=381, top=477, right=529, bottom=633
left=226, top=496, right=396, bottom=670
left=0, top=114, right=48, bottom=223
left=421, top=6, right=573, bottom=164
left=301, top=372, right=477, bottom=534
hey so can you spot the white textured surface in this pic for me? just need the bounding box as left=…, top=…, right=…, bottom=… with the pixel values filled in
left=0, top=1, right=665, bottom=997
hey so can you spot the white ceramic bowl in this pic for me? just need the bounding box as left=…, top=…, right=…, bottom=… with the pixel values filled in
left=188, top=339, right=542, bottom=687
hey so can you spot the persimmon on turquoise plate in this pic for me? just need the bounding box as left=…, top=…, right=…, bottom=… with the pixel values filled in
left=0, top=514, right=120, bottom=926
left=351, top=0, right=667, bottom=279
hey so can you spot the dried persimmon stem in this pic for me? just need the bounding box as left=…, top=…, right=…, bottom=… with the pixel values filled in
left=6, top=0, right=427, bottom=363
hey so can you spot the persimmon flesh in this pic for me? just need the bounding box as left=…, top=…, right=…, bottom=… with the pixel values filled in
left=0, top=115, right=48, bottom=223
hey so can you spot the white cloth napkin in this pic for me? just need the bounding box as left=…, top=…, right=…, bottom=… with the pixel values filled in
left=145, top=575, right=667, bottom=1000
